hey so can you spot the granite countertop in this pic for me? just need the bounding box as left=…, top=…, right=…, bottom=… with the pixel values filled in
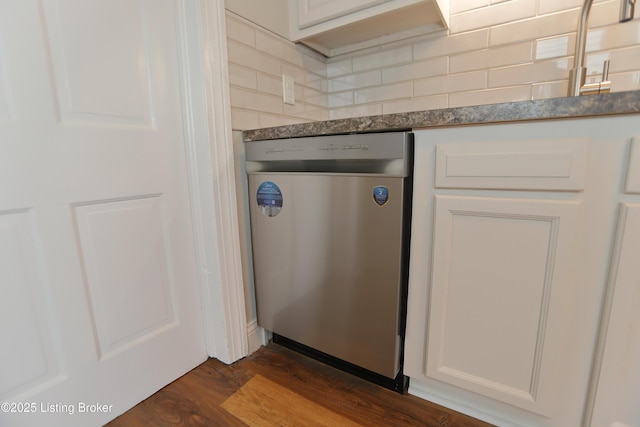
left=242, top=90, right=640, bottom=142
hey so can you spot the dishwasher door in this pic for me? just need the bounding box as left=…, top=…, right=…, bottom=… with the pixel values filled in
left=248, top=172, right=406, bottom=379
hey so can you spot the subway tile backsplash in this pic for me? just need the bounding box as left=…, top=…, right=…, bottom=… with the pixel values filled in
left=226, top=0, right=640, bottom=129
left=226, top=13, right=329, bottom=130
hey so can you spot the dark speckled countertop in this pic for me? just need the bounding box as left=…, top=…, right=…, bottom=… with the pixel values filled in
left=242, top=90, right=640, bottom=141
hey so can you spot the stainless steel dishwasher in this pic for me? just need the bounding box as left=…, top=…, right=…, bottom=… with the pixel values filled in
left=245, top=131, right=413, bottom=392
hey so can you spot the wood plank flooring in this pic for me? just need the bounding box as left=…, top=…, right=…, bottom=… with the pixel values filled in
left=106, top=343, right=494, bottom=426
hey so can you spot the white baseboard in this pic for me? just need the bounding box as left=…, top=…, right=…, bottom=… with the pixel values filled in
left=409, top=379, right=522, bottom=427
left=247, top=320, right=267, bottom=354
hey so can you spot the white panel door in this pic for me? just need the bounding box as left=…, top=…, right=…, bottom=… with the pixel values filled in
left=426, top=195, right=580, bottom=417
left=0, top=1, right=206, bottom=426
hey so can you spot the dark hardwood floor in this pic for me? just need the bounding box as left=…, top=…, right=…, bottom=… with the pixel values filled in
left=106, top=343, right=494, bottom=426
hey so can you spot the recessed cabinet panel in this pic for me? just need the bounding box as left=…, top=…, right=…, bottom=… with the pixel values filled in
left=426, top=195, right=580, bottom=416
left=435, top=138, right=588, bottom=191
left=590, top=204, right=640, bottom=427
left=624, top=138, right=640, bottom=194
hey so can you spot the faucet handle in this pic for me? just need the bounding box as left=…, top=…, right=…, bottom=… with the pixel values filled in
left=602, top=60, right=610, bottom=81
left=580, top=59, right=612, bottom=95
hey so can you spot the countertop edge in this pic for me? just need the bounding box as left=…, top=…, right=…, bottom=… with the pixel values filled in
left=242, top=91, right=640, bottom=142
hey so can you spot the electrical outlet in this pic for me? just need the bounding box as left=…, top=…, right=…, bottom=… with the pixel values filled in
left=282, top=74, right=295, bottom=105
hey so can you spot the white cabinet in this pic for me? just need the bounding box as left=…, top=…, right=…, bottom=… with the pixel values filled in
left=289, top=0, right=449, bottom=56
left=589, top=137, right=640, bottom=427
left=297, top=0, right=389, bottom=28
left=405, top=116, right=640, bottom=427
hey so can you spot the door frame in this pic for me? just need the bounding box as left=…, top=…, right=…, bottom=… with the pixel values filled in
left=176, top=0, right=248, bottom=364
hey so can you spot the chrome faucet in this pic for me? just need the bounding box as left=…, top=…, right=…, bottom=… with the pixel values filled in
left=567, top=0, right=636, bottom=96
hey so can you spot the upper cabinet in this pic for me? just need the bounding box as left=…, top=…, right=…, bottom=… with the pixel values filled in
left=289, top=0, right=450, bottom=56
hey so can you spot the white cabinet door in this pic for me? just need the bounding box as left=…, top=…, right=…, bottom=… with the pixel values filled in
left=589, top=203, right=640, bottom=427
left=589, top=137, right=640, bottom=427
left=297, top=0, right=389, bottom=28
left=427, top=195, right=580, bottom=416
left=405, top=117, right=639, bottom=427
left=0, top=2, right=206, bottom=426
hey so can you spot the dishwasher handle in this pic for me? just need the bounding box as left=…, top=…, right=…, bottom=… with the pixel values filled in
left=246, top=158, right=411, bottom=177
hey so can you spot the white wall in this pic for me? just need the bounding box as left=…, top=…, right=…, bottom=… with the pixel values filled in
left=226, top=0, right=640, bottom=129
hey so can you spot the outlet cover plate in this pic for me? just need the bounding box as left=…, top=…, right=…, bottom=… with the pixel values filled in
left=282, top=74, right=295, bottom=105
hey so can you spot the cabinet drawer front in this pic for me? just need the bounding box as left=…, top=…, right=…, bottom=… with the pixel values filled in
left=435, top=138, right=588, bottom=191
left=624, top=137, right=640, bottom=194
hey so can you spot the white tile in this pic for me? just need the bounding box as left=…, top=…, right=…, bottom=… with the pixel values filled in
left=382, top=57, right=448, bottom=84
left=231, top=108, right=260, bottom=131
left=450, top=42, right=532, bottom=74
left=328, top=92, right=354, bottom=108
left=302, top=88, right=329, bottom=108
left=302, top=73, right=328, bottom=93
left=352, top=46, right=412, bottom=72
left=257, top=73, right=282, bottom=97
left=228, top=64, right=258, bottom=90
left=532, top=81, right=568, bottom=100
left=414, top=71, right=487, bottom=97
left=227, top=41, right=281, bottom=77
left=448, top=86, right=531, bottom=108
left=490, top=9, right=578, bottom=46
left=450, top=0, right=536, bottom=34
left=610, top=70, right=640, bottom=92
left=280, top=64, right=307, bottom=84
left=259, top=113, right=307, bottom=128
left=329, top=103, right=383, bottom=120
left=383, top=95, right=448, bottom=114
left=326, top=58, right=353, bottom=77
left=226, top=13, right=256, bottom=48
left=488, top=58, right=571, bottom=87
left=328, top=70, right=381, bottom=91
left=229, top=86, right=283, bottom=114
left=450, top=0, right=489, bottom=15
left=588, top=1, right=624, bottom=27
left=301, top=103, right=330, bottom=121
left=414, top=30, right=489, bottom=60
left=354, top=82, right=412, bottom=104
left=256, top=31, right=304, bottom=67
left=536, top=35, right=574, bottom=60
left=608, top=45, right=640, bottom=73
left=283, top=99, right=308, bottom=116
left=587, top=20, right=640, bottom=52
left=538, top=0, right=582, bottom=15
left=301, top=52, right=327, bottom=78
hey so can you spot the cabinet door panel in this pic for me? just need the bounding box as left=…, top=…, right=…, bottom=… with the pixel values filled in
left=297, top=0, right=389, bottom=28
left=426, top=195, right=580, bottom=416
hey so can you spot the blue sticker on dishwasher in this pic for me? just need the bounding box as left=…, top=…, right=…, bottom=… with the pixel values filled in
left=373, top=186, right=389, bottom=206
left=257, top=181, right=283, bottom=217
